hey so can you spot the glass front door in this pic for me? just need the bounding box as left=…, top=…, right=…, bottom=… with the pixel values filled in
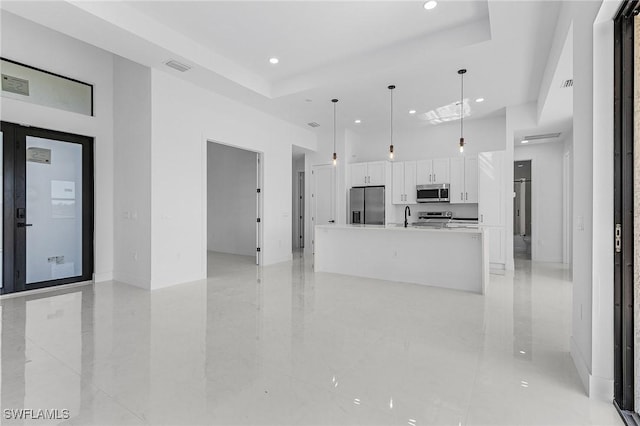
left=1, top=122, right=93, bottom=294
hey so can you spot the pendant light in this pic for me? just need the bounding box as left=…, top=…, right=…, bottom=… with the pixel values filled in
left=458, top=69, right=466, bottom=153
left=388, top=85, right=395, bottom=160
left=332, top=98, right=338, bottom=166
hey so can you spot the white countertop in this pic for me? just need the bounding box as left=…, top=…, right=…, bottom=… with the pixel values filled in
left=316, top=223, right=482, bottom=234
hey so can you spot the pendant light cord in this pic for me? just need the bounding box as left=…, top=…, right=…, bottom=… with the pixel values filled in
left=333, top=100, right=338, bottom=152
left=388, top=85, right=396, bottom=159
left=460, top=71, right=464, bottom=139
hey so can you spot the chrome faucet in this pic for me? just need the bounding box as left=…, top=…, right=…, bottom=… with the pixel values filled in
left=404, top=205, right=411, bottom=228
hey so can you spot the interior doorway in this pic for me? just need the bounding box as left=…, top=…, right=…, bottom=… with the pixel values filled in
left=311, top=164, right=336, bottom=254
left=0, top=122, right=94, bottom=295
left=513, top=160, right=532, bottom=260
left=206, top=142, right=262, bottom=276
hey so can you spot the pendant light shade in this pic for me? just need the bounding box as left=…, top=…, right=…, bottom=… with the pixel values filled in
left=388, top=85, right=395, bottom=160
left=458, top=69, right=466, bottom=153
left=332, top=99, right=338, bottom=166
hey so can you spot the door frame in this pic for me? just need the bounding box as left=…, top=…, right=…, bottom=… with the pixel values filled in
left=613, top=0, right=638, bottom=415
left=0, top=121, right=94, bottom=295
left=311, top=164, right=336, bottom=254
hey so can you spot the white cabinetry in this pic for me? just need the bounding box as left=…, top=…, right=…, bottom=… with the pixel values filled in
left=416, top=158, right=450, bottom=184
left=478, top=151, right=506, bottom=266
left=478, top=151, right=504, bottom=226
left=350, top=161, right=386, bottom=187
left=392, top=161, right=417, bottom=204
left=449, top=155, right=478, bottom=204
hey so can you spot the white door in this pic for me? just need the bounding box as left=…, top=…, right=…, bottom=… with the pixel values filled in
left=404, top=161, right=417, bottom=204
left=350, top=163, right=367, bottom=187
left=367, top=161, right=386, bottom=186
left=432, top=158, right=450, bottom=184
left=465, top=155, right=479, bottom=204
left=416, top=159, right=433, bottom=184
left=449, top=157, right=465, bottom=203
left=312, top=165, right=335, bottom=253
left=391, top=162, right=405, bottom=204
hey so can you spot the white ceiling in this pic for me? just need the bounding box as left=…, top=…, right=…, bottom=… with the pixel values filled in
left=1, top=1, right=566, bottom=136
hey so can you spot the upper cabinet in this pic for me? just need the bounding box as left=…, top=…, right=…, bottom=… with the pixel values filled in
left=349, top=161, right=387, bottom=187
left=449, top=154, right=478, bottom=204
left=478, top=151, right=504, bottom=226
left=416, top=158, right=450, bottom=184
left=392, top=161, right=417, bottom=204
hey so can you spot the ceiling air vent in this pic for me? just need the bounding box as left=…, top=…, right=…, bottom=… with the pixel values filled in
left=307, top=122, right=320, bottom=128
left=165, top=60, right=191, bottom=73
left=522, top=132, right=562, bottom=141
left=561, top=79, right=573, bottom=88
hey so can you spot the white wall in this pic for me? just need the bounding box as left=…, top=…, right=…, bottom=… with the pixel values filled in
left=113, top=56, right=152, bottom=289
left=149, top=69, right=316, bottom=288
left=349, top=115, right=506, bottom=162
left=514, top=142, right=564, bottom=262
left=0, top=11, right=114, bottom=282
left=207, top=142, right=256, bottom=257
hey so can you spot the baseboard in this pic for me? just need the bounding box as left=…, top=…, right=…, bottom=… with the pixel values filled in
left=570, top=336, right=591, bottom=394
left=570, top=337, right=614, bottom=400
left=93, top=271, right=113, bottom=283
left=113, top=272, right=151, bottom=290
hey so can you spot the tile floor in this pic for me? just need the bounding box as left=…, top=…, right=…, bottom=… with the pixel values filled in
left=0, top=251, right=622, bottom=425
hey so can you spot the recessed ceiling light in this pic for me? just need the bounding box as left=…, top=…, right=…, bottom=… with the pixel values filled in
left=354, top=119, right=362, bottom=124
left=409, top=110, right=417, bottom=114
left=423, top=1, right=438, bottom=10
left=475, top=98, right=485, bottom=103
left=269, top=57, right=279, bottom=65
left=521, top=140, right=529, bottom=144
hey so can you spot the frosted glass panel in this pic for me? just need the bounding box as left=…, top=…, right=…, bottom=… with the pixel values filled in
left=26, top=136, right=82, bottom=284
left=1, top=59, right=92, bottom=116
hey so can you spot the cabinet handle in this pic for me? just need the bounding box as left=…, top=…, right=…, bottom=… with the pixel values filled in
left=465, top=192, right=468, bottom=201
left=461, top=192, right=463, bottom=201
left=481, top=214, right=484, bottom=223
left=429, top=174, right=432, bottom=183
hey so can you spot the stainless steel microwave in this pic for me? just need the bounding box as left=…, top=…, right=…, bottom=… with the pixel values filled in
left=416, top=184, right=450, bottom=203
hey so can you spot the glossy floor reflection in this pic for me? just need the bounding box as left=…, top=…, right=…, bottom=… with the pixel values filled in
left=0, top=252, right=621, bottom=425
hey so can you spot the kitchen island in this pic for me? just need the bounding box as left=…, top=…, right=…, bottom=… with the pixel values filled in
left=314, top=224, right=488, bottom=294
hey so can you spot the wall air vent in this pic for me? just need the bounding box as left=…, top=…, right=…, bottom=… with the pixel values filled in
left=522, top=132, right=562, bottom=141
left=165, top=60, right=191, bottom=72
left=307, top=122, right=320, bottom=128
left=561, top=79, right=573, bottom=88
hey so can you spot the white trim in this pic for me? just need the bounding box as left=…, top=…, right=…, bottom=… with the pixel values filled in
left=93, top=271, right=113, bottom=283
left=571, top=336, right=591, bottom=394
left=0, top=280, right=93, bottom=299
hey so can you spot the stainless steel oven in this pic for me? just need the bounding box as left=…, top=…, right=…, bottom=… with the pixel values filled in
left=416, top=184, right=450, bottom=203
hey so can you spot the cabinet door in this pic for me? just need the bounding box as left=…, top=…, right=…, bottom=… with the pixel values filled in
left=449, top=157, right=465, bottom=203
left=432, top=158, right=450, bottom=184
left=464, top=155, right=478, bottom=204
left=416, top=159, right=433, bottom=184
left=477, top=151, right=503, bottom=225
left=404, top=161, right=417, bottom=204
left=367, top=161, right=386, bottom=186
left=391, top=162, right=405, bottom=204
left=350, top=163, right=368, bottom=187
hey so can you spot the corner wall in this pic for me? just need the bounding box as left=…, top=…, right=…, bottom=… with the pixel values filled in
left=149, top=69, right=316, bottom=289
left=0, top=11, right=115, bottom=282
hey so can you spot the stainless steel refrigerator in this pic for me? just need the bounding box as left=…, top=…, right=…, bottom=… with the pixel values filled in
left=349, top=186, right=385, bottom=225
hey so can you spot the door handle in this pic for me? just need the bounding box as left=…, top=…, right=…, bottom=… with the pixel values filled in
left=328, top=220, right=335, bottom=223
left=17, top=223, right=33, bottom=227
